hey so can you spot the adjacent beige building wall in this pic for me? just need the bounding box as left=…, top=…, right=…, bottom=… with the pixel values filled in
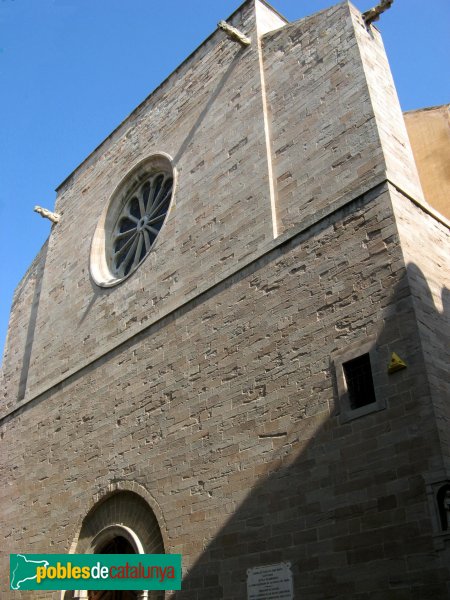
left=404, top=105, right=450, bottom=219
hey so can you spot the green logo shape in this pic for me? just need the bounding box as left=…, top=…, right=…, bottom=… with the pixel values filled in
left=10, top=554, right=182, bottom=590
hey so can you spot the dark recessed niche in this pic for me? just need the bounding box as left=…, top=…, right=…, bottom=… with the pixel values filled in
left=343, top=353, right=376, bottom=410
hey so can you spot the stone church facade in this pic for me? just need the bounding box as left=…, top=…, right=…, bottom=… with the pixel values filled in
left=1, top=1, right=449, bottom=598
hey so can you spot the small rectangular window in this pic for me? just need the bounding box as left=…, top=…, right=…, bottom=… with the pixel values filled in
left=333, top=338, right=385, bottom=423
left=343, top=353, right=376, bottom=409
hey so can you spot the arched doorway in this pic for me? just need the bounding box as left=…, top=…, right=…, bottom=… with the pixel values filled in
left=70, top=490, right=166, bottom=600
left=88, top=534, right=138, bottom=600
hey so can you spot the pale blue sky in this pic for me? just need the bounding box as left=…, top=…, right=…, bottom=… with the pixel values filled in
left=1, top=0, right=449, bottom=360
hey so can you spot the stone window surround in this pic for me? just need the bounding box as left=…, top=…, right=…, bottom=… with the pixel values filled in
left=426, top=479, right=450, bottom=550
left=332, top=336, right=386, bottom=423
left=90, top=152, right=177, bottom=288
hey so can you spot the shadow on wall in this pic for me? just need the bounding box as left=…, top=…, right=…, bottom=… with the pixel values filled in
left=174, top=263, right=450, bottom=600
left=17, top=241, right=49, bottom=401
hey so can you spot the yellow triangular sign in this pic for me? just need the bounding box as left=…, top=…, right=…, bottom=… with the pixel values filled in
left=388, top=352, right=407, bottom=374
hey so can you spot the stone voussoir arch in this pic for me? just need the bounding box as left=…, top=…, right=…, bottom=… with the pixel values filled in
left=63, top=481, right=168, bottom=600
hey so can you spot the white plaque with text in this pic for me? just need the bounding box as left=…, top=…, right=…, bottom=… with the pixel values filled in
left=247, top=562, right=293, bottom=599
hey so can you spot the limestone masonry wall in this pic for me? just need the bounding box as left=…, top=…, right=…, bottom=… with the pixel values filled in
left=4, top=1, right=274, bottom=403
left=263, top=2, right=385, bottom=234
left=391, top=185, right=450, bottom=474
left=1, top=1, right=449, bottom=598
left=1, top=242, right=48, bottom=407
left=3, top=2, right=402, bottom=407
left=2, top=186, right=448, bottom=598
left=351, top=6, right=424, bottom=201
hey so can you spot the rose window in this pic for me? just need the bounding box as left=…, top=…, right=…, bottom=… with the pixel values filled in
left=111, top=173, right=173, bottom=278
left=90, top=154, right=175, bottom=287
